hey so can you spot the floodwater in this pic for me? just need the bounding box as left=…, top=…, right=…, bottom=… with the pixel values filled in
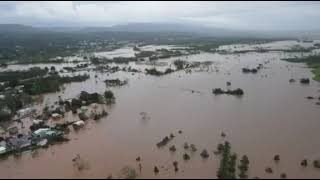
left=139, top=45, right=188, bottom=51
left=1, top=41, right=320, bottom=179
left=94, top=46, right=136, bottom=58
left=218, top=40, right=320, bottom=52
left=93, top=45, right=186, bottom=59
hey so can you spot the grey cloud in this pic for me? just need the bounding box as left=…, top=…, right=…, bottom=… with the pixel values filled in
left=0, top=1, right=319, bottom=31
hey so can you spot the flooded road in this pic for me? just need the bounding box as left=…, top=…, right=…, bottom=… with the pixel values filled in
left=0, top=41, right=320, bottom=179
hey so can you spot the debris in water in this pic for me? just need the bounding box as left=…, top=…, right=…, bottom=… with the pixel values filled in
left=107, top=174, right=113, bottom=179
left=72, top=154, right=90, bottom=171
left=301, top=159, right=308, bottom=167
left=313, top=160, right=320, bottom=168
left=221, top=132, right=226, bottom=138
left=300, top=78, right=310, bottom=84
left=306, top=96, right=314, bottom=100
left=140, top=112, right=151, bottom=121
left=139, top=163, right=142, bottom=173
left=265, top=167, right=273, bottom=174
left=119, top=166, right=138, bottom=179
left=289, top=79, right=296, bottom=83
left=173, top=161, right=179, bottom=172
left=72, top=121, right=85, bottom=130
left=280, top=173, right=287, bottom=179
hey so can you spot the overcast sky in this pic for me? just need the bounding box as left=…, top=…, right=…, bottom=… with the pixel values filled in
left=0, top=1, right=320, bottom=31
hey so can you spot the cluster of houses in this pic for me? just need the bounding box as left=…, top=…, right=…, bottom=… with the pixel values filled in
left=0, top=126, right=64, bottom=157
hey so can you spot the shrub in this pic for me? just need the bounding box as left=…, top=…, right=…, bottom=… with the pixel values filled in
left=104, top=90, right=115, bottom=105
left=174, top=60, right=186, bottom=70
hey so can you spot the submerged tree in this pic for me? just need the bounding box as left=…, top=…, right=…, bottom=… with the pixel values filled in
left=50, top=66, right=56, bottom=72
left=216, top=141, right=250, bottom=179
left=173, top=60, right=187, bottom=70
left=238, top=155, right=250, bottom=179
left=104, top=90, right=115, bottom=105
left=217, top=141, right=236, bottom=179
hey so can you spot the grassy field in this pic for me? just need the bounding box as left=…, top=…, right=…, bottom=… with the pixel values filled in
left=283, top=55, right=320, bottom=81
left=311, top=67, right=320, bottom=81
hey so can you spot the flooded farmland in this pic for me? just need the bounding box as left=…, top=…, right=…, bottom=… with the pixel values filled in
left=1, top=41, right=320, bottom=179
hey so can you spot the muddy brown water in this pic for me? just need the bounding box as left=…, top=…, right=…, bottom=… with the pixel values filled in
left=1, top=42, right=320, bottom=179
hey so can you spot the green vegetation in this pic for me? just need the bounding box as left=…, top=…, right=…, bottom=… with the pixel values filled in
left=164, top=68, right=174, bottom=74
left=238, top=155, right=250, bottom=179
left=0, top=67, right=47, bottom=82
left=119, top=166, right=138, bottom=179
left=0, top=109, right=11, bottom=121
left=104, top=79, right=128, bottom=87
left=68, top=90, right=114, bottom=112
left=174, top=60, right=187, bottom=70
left=14, top=59, right=65, bottom=65
left=104, top=90, right=115, bottom=104
left=190, top=43, right=222, bottom=53
left=187, top=39, right=277, bottom=53
left=133, top=46, right=141, bottom=51
left=0, top=26, right=131, bottom=63
left=282, top=55, right=320, bottom=81
left=145, top=60, right=209, bottom=76
left=135, top=51, right=155, bottom=58
left=145, top=67, right=176, bottom=76
left=79, top=91, right=104, bottom=105
left=135, top=49, right=194, bottom=61
left=0, top=63, right=8, bottom=68
left=216, top=141, right=237, bottom=179
left=213, top=88, right=244, bottom=96
left=216, top=141, right=250, bottom=179
left=90, top=56, right=137, bottom=64
left=145, top=68, right=166, bottom=76
left=21, top=74, right=90, bottom=95
left=0, top=23, right=287, bottom=64
left=0, top=27, right=206, bottom=63
left=0, top=67, right=91, bottom=121
left=91, top=49, right=190, bottom=66
left=229, top=46, right=315, bottom=54
left=0, top=91, right=33, bottom=121
left=0, top=67, right=89, bottom=95
left=104, top=90, right=115, bottom=99
left=312, top=68, right=320, bottom=81
left=112, top=57, right=137, bottom=64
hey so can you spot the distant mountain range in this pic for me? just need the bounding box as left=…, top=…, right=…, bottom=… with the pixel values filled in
left=0, top=24, right=39, bottom=33
left=0, top=23, right=319, bottom=39
left=49, top=23, right=259, bottom=38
